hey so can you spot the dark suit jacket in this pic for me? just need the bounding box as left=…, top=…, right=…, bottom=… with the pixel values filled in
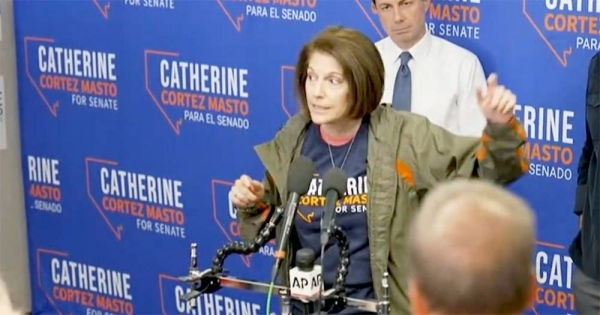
left=569, top=52, right=600, bottom=282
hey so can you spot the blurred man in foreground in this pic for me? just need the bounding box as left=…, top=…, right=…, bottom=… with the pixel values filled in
left=407, top=179, right=536, bottom=315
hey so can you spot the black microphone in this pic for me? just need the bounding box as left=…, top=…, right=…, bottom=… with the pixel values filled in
left=289, top=248, right=322, bottom=301
left=320, top=167, right=347, bottom=246
left=274, top=156, right=315, bottom=265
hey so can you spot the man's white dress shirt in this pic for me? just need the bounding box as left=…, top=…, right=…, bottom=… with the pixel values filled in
left=375, top=30, right=487, bottom=137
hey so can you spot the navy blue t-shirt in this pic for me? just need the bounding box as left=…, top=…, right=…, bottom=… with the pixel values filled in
left=291, top=117, right=375, bottom=313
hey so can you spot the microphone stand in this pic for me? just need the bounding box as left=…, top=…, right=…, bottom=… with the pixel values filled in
left=314, top=225, right=350, bottom=315
left=177, top=206, right=389, bottom=314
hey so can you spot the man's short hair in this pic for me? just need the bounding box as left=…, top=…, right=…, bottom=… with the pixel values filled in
left=408, top=179, right=536, bottom=314
left=293, top=26, right=385, bottom=120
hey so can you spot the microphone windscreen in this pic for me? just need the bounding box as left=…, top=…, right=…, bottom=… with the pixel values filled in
left=287, top=156, right=316, bottom=195
left=322, top=167, right=347, bottom=196
left=295, top=248, right=316, bottom=270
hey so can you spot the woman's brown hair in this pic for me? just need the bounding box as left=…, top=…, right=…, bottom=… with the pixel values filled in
left=294, top=26, right=385, bottom=119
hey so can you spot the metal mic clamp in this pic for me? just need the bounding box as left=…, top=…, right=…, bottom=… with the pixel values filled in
left=179, top=243, right=221, bottom=306
left=378, top=272, right=390, bottom=315
left=279, top=288, right=292, bottom=315
left=188, top=243, right=198, bottom=309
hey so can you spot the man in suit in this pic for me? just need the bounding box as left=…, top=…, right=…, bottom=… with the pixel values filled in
left=569, top=51, right=600, bottom=315
left=371, top=0, right=490, bottom=136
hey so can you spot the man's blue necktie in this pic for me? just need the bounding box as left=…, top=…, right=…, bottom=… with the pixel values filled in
left=392, top=52, right=412, bottom=111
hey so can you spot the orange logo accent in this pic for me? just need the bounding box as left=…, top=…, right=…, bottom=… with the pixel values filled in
left=522, top=0, right=574, bottom=67
left=354, top=0, right=385, bottom=39
left=297, top=211, right=314, bottom=223
left=158, top=274, right=183, bottom=315
left=216, top=0, right=244, bottom=32
left=93, top=0, right=111, bottom=18
left=143, top=50, right=183, bottom=135
left=24, top=37, right=59, bottom=117
left=36, top=248, right=71, bottom=315
left=281, top=65, right=297, bottom=119
left=211, top=179, right=251, bottom=267
left=85, top=157, right=124, bottom=240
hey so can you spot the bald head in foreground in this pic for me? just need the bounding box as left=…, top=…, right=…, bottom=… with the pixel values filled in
left=408, top=179, right=537, bottom=315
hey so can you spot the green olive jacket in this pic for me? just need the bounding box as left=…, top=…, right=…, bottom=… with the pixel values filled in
left=236, top=104, right=529, bottom=314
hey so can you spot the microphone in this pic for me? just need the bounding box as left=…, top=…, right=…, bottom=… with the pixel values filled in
left=290, top=248, right=322, bottom=301
left=274, top=156, right=315, bottom=267
left=320, top=167, right=347, bottom=246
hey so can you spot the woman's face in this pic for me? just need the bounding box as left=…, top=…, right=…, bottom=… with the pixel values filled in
left=304, top=52, right=351, bottom=125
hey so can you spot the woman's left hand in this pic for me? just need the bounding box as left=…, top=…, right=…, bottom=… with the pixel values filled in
left=477, top=73, right=516, bottom=124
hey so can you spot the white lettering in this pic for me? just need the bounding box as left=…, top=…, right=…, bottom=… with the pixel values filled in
left=305, top=176, right=369, bottom=197
left=576, top=36, right=600, bottom=51
left=153, top=222, right=186, bottom=238
left=259, top=245, right=275, bottom=257
left=88, top=97, right=119, bottom=110
left=346, top=175, right=368, bottom=196
left=28, top=155, right=60, bottom=185
left=545, top=0, right=600, bottom=13
left=142, top=0, right=175, bottom=8
left=216, top=115, right=250, bottom=129
left=33, top=200, right=62, bottom=213
left=159, top=60, right=248, bottom=97
left=535, top=251, right=574, bottom=289
left=50, top=258, right=133, bottom=299
left=99, top=167, right=184, bottom=208
left=38, top=46, right=117, bottom=80
left=246, top=5, right=269, bottom=17
left=514, top=105, right=574, bottom=144
left=175, top=286, right=261, bottom=315
left=528, top=163, right=573, bottom=180
left=281, top=8, right=317, bottom=22
left=228, top=196, right=237, bottom=220
left=436, top=24, right=480, bottom=39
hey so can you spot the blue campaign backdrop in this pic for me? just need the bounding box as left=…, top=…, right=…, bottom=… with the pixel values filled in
left=12, top=0, right=598, bottom=314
